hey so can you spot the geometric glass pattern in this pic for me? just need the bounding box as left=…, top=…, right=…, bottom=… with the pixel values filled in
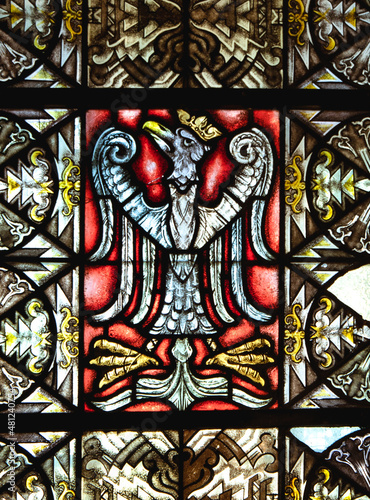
left=285, top=110, right=370, bottom=408
left=288, top=0, right=370, bottom=90
left=0, top=108, right=80, bottom=413
left=82, top=428, right=279, bottom=499
left=88, top=0, right=284, bottom=88
left=0, top=0, right=82, bottom=87
left=0, top=432, right=75, bottom=499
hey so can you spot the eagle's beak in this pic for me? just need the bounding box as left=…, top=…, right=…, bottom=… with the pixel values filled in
left=142, top=121, right=175, bottom=154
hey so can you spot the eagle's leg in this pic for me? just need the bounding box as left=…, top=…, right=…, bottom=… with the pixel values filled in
left=136, top=337, right=228, bottom=410
left=136, top=337, right=274, bottom=410
left=91, top=337, right=274, bottom=410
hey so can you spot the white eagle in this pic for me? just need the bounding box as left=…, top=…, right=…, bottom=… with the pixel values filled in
left=88, top=110, right=277, bottom=411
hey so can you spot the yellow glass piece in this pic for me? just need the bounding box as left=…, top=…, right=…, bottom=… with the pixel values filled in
left=284, top=303, right=305, bottom=363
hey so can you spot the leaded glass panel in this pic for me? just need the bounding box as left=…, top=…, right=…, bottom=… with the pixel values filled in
left=286, top=427, right=370, bottom=500
left=0, top=0, right=82, bottom=86
left=82, top=428, right=278, bottom=499
left=0, top=108, right=80, bottom=413
left=83, top=108, right=280, bottom=411
left=288, top=0, right=370, bottom=89
left=87, top=0, right=283, bottom=88
left=285, top=110, right=370, bottom=408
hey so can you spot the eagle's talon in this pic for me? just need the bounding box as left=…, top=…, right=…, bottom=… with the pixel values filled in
left=232, top=353, right=275, bottom=365
left=226, top=338, right=271, bottom=354
left=205, top=337, right=274, bottom=386
left=90, top=339, right=159, bottom=388
left=93, top=339, right=137, bottom=355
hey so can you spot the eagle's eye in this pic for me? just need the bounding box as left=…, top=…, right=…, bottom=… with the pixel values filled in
left=183, top=138, right=195, bottom=147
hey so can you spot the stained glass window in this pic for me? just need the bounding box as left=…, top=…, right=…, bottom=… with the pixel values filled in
left=1, top=0, right=370, bottom=499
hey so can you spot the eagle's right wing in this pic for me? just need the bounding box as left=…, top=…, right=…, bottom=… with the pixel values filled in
left=90, top=127, right=172, bottom=260
left=88, top=128, right=171, bottom=323
left=89, top=128, right=136, bottom=262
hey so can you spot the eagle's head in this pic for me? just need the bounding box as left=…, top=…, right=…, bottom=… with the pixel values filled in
left=143, top=121, right=210, bottom=192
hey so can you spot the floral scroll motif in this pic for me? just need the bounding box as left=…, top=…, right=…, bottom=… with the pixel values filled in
left=312, top=150, right=335, bottom=221
left=310, top=297, right=334, bottom=369
left=288, top=0, right=308, bottom=46
left=59, top=157, right=80, bottom=216
left=285, top=155, right=306, bottom=214
left=284, top=303, right=305, bottom=363
left=57, top=307, right=79, bottom=369
left=0, top=293, right=52, bottom=378
left=0, top=148, right=54, bottom=224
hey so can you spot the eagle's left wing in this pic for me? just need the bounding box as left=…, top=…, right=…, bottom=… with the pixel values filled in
left=198, top=127, right=276, bottom=323
left=194, top=127, right=275, bottom=255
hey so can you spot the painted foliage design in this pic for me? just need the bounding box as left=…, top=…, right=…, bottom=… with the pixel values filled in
left=85, top=109, right=280, bottom=411
left=0, top=432, right=76, bottom=500
left=0, top=108, right=80, bottom=413
left=0, top=0, right=82, bottom=86
left=82, top=428, right=279, bottom=500
left=285, top=110, right=370, bottom=408
left=286, top=427, right=370, bottom=500
left=87, top=0, right=283, bottom=88
left=288, top=0, right=370, bottom=89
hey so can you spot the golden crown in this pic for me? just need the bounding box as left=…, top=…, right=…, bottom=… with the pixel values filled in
left=177, top=110, right=222, bottom=141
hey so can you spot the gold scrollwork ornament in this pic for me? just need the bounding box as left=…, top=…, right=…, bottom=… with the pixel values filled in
left=310, top=468, right=331, bottom=500
left=284, top=303, right=305, bottom=363
left=63, top=0, right=82, bottom=42
left=26, top=475, right=45, bottom=498
left=58, top=481, right=75, bottom=500
left=285, top=155, right=306, bottom=214
left=57, top=307, right=79, bottom=368
left=286, top=477, right=300, bottom=500
left=288, top=0, right=308, bottom=46
left=28, top=300, right=52, bottom=375
left=59, top=157, right=80, bottom=216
